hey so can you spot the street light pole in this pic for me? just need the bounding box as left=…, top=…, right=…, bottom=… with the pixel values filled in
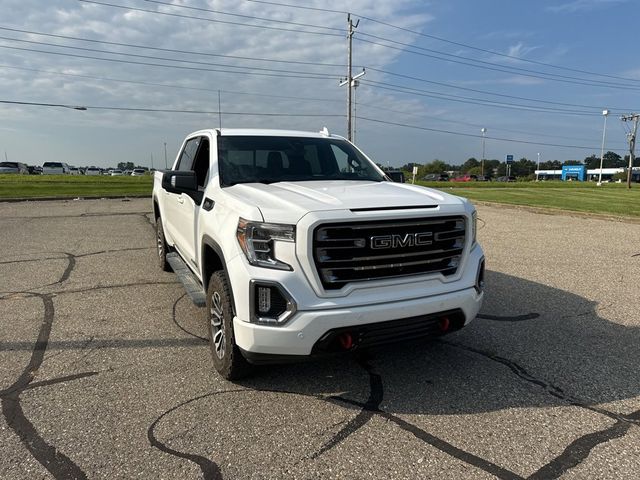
left=480, top=128, right=486, bottom=176
left=164, top=142, right=168, bottom=169
left=598, top=109, right=610, bottom=186
left=537, top=152, right=540, bottom=181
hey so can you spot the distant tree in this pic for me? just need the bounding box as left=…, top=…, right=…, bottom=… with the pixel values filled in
left=563, top=160, right=583, bottom=166
left=583, top=154, right=600, bottom=169
left=461, top=157, right=480, bottom=173
left=117, top=161, right=135, bottom=171
left=467, top=166, right=482, bottom=175
left=421, top=159, right=449, bottom=175
left=539, top=160, right=562, bottom=170
left=511, top=157, right=537, bottom=177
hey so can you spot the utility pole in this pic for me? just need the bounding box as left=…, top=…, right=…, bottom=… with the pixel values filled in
left=150, top=152, right=154, bottom=171
left=621, top=114, right=639, bottom=189
left=218, top=90, right=222, bottom=129
left=339, top=14, right=364, bottom=141
left=597, top=109, right=609, bottom=186
left=164, top=142, right=168, bottom=169
left=480, top=128, right=486, bottom=176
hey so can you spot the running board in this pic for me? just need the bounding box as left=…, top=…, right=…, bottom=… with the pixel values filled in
left=166, top=252, right=206, bottom=307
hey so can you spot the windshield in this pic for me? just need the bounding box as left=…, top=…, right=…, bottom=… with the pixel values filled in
left=217, top=136, right=385, bottom=187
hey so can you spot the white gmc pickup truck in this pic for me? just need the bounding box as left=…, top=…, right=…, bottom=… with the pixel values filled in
left=152, top=128, right=485, bottom=379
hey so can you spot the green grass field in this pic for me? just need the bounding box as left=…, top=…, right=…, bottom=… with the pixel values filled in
left=1, top=175, right=638, bottom=219
left=0, top=174, right=153, bottom=199
left=418, top=180, right=640, bottom=218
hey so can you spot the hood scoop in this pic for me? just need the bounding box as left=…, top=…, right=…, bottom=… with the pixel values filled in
left=350, top=205, right=438, bottom=213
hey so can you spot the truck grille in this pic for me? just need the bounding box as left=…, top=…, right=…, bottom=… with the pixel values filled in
left=313, top=216, right=466, bottom=290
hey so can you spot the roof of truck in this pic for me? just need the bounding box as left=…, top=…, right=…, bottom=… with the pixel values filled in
left=188, top=128, right=346, bottom=140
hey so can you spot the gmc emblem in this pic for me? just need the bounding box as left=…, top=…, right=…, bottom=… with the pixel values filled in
left=370, top=232, right=433, bottom=249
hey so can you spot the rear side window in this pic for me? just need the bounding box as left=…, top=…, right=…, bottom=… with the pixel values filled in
left=0, top=162, right=18, bottom=168
left=43, top=162, right=63, bottom=168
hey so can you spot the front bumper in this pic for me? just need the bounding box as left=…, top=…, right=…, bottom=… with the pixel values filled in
left=233, top=285, right=483, bottom=357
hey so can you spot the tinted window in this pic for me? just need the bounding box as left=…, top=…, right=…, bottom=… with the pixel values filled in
left=43, top=162, right=63, bottom=167
left=176, top=137, right=200, bottom=171
left=217, top=136, right=384, bottom=187
left=0, top=162, right=18, bottom=168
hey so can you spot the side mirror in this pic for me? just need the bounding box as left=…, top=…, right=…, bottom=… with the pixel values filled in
left=162, top=170, right=197, bottom=193
left=162, top=171, right=203, bottom=204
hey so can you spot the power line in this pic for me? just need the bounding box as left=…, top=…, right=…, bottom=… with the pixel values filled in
left=0, top=26, right=350, bottom=68
left=366, top=67, right=633, bottom=111
left=357, top=116, right=617, bottom=151
left=245, top=0, right=640, bottom=84
left=77, top=0, right=343, bottom=37
left=0, top=99, right=345, bottom=116
left=140, top=0, right=345, bottom=33
left=361, top=80, right=597, bottom=116
left=1, top=63, right=618, bottom=146
left=0, top=44, right=333, bottom=80
left=356, top=37, right=640, bottom=91
left=0, top=36, right=341, bottom=78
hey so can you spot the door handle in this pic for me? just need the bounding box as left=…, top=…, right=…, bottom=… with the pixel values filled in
left=177, top=196, right=184, bottom=204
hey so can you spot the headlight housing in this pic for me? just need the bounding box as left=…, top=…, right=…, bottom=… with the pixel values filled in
left=237, top=218, right=295, bottom=270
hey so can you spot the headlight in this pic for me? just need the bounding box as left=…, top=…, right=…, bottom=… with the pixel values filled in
left=471, top=210, right=477, bottom=245
left=237, top=218, right=295, bottom=270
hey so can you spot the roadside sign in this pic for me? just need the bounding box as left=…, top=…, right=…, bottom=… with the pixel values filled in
left=505, top=154, right=514, bottom=164
left=412, top=166, right=419, bottom=175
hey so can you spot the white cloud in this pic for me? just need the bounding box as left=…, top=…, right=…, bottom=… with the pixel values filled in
left=546, top=0, right=628, bottom=13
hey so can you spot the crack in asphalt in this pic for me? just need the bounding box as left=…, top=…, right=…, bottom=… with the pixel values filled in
left=172, top=293, right=208, bottom=342
left=317, top=359, right=525, bottom=480
left=311, top=356, right=382, bottom=459
left=147, top=391, right=245, bottom=480
left=526, top=409, right=640, bottom=479
left=442, top=340, right=640, bottom=427
left=0, top=292, right=90, bottom=479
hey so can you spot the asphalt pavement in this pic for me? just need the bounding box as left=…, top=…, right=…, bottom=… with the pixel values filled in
left=1, top=198, right=639, bottom=479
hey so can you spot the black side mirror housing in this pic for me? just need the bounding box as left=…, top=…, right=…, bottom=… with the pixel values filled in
left=161, top=171, right=203, bottom=203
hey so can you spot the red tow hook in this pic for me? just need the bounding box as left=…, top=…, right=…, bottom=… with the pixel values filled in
left=439, top=317, right=450, bottom=333
left=338, top=332, right=354, bottom=350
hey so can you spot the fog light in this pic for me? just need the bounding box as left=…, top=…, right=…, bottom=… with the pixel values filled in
left=250, top=281, right=297, bottom=325
left=258, top=287, right=271, bottom=313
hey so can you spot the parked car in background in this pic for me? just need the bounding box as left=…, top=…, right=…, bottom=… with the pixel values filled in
left=451, top=174, right=477, bottom=182
left=131, top=168, right=147, bottom=176
left=0, top=161, right=29, bottom=174
left=495, top=176, right=517, bottom=182
left=85, top=166, right=101, bottom=176
left=28, top=165, right=43, bottom=175
left=68, top=166, right=81, bottom=175
left=476, top=175, right=491, bottom=182
left=423, top=173, right=449, bottom=182
left=110, top=169, right=124, bottom=176
left=42, top=162, right=69, bottom=174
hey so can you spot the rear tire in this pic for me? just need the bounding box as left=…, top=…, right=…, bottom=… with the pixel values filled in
left=156, top=218, right=172, bottom=272
left=206, top=271, right=252, bottom=380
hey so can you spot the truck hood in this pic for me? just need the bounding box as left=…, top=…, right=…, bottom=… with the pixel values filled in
left=223, top=181, right=465, bottom=224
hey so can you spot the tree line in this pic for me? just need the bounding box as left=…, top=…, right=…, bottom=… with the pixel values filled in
left=396, top=151, right=638, bottom=179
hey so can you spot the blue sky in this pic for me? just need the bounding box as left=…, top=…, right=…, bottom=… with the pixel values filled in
left=1, top=0, right=639, bottom=168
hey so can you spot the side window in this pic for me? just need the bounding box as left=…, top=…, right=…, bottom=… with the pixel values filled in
left=192, top=138, right=210, bottom=188
left=176, top=137, right=200, bottom=171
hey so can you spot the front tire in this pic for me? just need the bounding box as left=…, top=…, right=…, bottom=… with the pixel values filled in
left=206, top=271, right=252, bottom=380
left=156, top=218, right=171, bottom=272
